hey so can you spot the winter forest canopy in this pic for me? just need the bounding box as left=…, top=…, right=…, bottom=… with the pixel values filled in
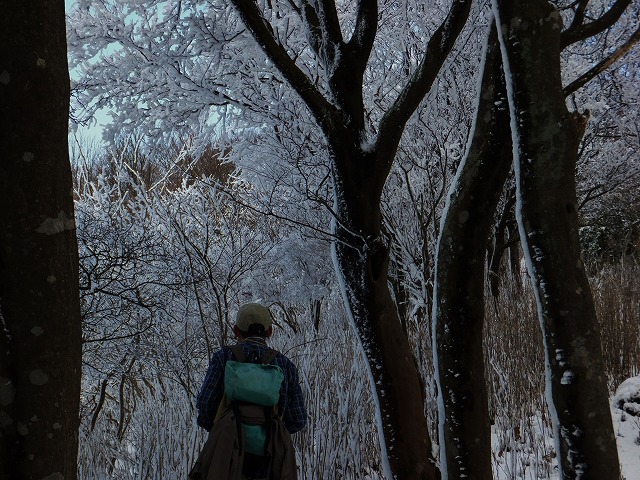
left=1, top=0, right=639, bottom=479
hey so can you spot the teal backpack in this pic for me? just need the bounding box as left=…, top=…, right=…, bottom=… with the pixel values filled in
left=225, top=345, right=285, bottom=456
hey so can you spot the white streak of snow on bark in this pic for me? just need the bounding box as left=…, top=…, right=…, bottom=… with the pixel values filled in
left=0, top=303, right=11, bottom=342
left=430, top=17, right=495, bottom=479
left=491, top=3, right=563, bottom=476
left=36, top=211, right=75, bottom=235
left=330, top=192, right=393, bottom=480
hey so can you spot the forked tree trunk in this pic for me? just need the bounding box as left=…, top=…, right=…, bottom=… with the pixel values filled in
left=332, top=148, right=438, bottom=480
left=228, top=1, right=473, bottom=477
left=0, top=2, right=82, bottom=479
left=494, top=1, right=620, bottom=478
left=432, top=26, right=511, bottom=480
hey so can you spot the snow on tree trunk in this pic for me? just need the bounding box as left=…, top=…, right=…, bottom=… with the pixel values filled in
left=332, top=146, right=438, bottom=480
left=493, top=1, right=620, bottom=478
left=0, top=2, right=82, bottom=479
left=432, top=25, right=512, bottom=480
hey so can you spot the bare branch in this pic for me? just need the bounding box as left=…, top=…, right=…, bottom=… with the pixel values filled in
left=317, top=0, right=343, bottom=47
left=299, top=0, right=324, bottom=56
left=564, top=25, right=640, bottom=96
left=230, top=0, right=338, bottom=130
left=348, top=0, right=378, bottom=66
left=568, top=0, right=589, bottom=31
left=299, top=0, right=343, bottom=68
left=376, top=0, right=473, bottom=159
left=561, top=0, right=633, bottom=49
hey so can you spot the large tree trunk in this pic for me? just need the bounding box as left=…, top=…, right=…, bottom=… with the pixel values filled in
left=332, top=147, right=438, bottom=480
left=432, top=26, right=511, bottom=480
left=494, top=1, right=620, bottom=478
left=228, top=2, right=472, bottom=477
left=0, top=2, right=82, bottom=479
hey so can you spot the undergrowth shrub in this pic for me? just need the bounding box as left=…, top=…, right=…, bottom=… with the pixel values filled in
left=592, top=263, right=640, bottom=392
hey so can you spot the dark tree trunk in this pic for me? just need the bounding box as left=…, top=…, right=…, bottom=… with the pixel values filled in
left=432, top=27, right=512, bottom=480
left=494, top=1, right=620, bottom=478
left=0, top=2, right=82, bottom=479
left=332, top=147, right=438, bottom=480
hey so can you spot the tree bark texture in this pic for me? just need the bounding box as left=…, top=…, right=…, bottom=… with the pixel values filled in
left=493, top=1, right=620, bottom=478
left=432, top=26, right=512, bottom=480
left=0, top=2, right=82, bottom=479
left=332, top=146, right=438, bottom=480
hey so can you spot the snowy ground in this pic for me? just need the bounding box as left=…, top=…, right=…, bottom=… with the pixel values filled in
left=492, top=377, right=640, bottom=480
left=614, top=377, right=640, bottom=480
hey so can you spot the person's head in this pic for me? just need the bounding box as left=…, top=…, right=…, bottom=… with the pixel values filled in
left=233, top=302, right=273, bottom=339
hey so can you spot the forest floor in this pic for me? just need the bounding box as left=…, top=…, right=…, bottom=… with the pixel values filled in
left=492, top=376, right=640, bottom=480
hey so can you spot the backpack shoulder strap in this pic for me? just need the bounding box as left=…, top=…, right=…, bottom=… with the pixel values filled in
left=261, top=348, right=278, bottom=365
left=228, top=344, right=246, bottom=363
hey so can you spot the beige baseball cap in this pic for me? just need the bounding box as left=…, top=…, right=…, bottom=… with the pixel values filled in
left=235, top=303, right=272, bottom=332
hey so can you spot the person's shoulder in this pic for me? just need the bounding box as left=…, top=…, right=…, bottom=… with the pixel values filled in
left=211, top=345, right=234, bottom=361
left=274, top=350, right=298, bottom=368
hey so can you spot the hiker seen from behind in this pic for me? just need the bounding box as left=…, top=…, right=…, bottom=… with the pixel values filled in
left=191, top=302, right=307, bottom=480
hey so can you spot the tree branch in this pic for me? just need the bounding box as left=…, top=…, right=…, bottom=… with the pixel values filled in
left=229, top=0, right=338, bottom=130
left=561, top=0, right=633, bottom=49
left=348, top=0, right=378, bottom=66
left=318, top=0, right=343, bottom=47
left=568, top=0, right=589, bottom=31
left=376, top=0, right=472, bottom=159
left=300, top=0, right=325, bottom=56
left=564, top=25, right=640, bottom=96
left=300, top=0, right=344, bottom=72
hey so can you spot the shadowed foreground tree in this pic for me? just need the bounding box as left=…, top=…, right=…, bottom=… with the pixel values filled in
left=0, top=1, right=82, bottom=479
left=434, top=0, right=636, bottom=476
left=432, top=25, right=512, bottom=480
left=493, top=0, right=621, bottom=477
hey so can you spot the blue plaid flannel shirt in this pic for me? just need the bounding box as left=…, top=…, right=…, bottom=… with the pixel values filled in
left=196, top=337, right=307, bottom=434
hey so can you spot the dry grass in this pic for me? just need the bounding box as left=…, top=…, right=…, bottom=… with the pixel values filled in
left=592, top=263, right=640, bottom=392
